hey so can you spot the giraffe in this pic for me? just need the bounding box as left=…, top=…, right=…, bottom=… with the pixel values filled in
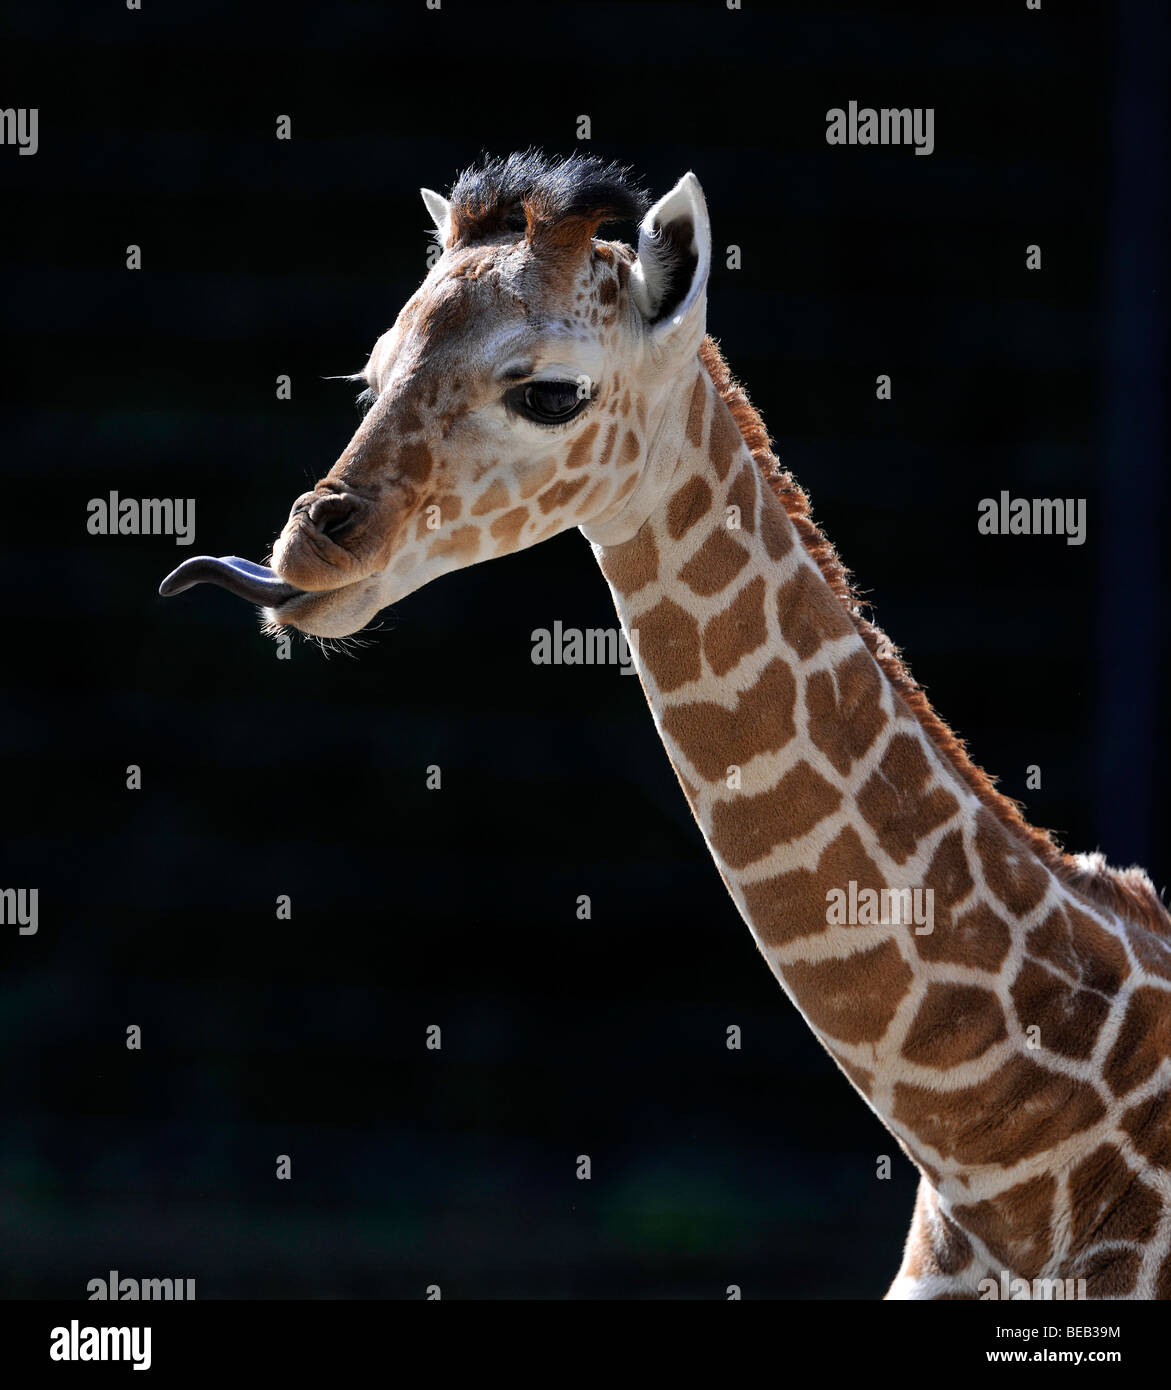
left=160, top=152, right=1171, bottom=1299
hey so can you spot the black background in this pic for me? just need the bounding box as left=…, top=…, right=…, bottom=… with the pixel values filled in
left=1, top=0, right=1167, bottom=1299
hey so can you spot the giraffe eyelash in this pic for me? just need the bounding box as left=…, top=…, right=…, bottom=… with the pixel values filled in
left=355, top=386, right=378, bottom=415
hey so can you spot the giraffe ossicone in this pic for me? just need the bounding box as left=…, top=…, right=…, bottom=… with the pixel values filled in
left=159, top=152, right=1171, bottom=1300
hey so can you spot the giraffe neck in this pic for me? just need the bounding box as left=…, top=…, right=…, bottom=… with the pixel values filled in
left=584, top=344, right=1151, bottom=1226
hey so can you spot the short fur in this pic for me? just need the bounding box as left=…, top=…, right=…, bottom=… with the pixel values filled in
left=438, top=153, right=1167, bottom=938
left=697, top=336, right=1171, bottom=937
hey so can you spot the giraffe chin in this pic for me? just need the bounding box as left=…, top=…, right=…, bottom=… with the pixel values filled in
left=263, top=577, right=388, bottom=638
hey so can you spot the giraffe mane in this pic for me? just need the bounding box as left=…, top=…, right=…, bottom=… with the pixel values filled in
left=446, top=149, right=648, bottom=251
left=697, top=335, right=1171, bottom=938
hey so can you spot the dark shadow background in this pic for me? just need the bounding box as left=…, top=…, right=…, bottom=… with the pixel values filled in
left=1, top=0, right=1167, bottom=1298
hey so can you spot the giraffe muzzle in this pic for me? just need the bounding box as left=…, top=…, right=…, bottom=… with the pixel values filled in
left=269, top=485, right=382, bottom=592
left=157, top=555, right=305, bottom=608
left=296, top=490, right=365, bottom=540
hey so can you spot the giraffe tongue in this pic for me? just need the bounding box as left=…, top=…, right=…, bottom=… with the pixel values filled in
left=158, top=555, right=303, bottom=607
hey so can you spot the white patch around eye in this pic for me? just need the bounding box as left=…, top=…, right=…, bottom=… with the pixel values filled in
left=486, top=315, right=604, bottom=389
left=497, top=359, right=536, bottom=381
left=532, top=353, right=605, bottom=384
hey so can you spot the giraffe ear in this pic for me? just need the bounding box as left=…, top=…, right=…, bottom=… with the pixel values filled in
left=420, top=187, right=452, bottom=243
left=630, top=172, right=711, bottom=340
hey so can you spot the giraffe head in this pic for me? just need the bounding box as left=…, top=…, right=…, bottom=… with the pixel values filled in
left=160, top=152, right=712, bottom=637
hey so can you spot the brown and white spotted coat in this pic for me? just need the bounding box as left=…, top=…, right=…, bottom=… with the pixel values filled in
left=591, top=339, right=1171, bottom=1300
left=223, top=156, right=1171, bottom=1297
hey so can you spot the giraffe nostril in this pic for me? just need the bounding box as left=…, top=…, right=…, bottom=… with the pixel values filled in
left=307, top=492, right=364, bottom=540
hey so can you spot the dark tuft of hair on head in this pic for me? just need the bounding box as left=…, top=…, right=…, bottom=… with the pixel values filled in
left=446, top=149, right=648, bottom=251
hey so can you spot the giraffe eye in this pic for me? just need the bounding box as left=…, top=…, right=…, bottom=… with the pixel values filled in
left=510, top=380, right=590, bottom=425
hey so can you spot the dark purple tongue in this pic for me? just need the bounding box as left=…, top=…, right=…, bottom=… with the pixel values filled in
left=158, top=555, right=303, bottom=607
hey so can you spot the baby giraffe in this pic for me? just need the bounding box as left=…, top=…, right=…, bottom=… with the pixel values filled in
left=161, top=152, right=1171, bottom=1299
